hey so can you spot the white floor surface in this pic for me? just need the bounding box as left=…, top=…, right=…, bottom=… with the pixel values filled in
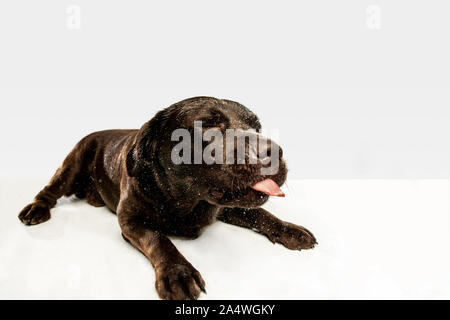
left=1, top=179, right=449, bottom=299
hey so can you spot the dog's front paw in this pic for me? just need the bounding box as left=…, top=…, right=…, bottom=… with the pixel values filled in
left=18, top=202, right=51, bottom=225
left=155, top=263, right=206, bottom=300
left=268, top=222, right=317, bottom=250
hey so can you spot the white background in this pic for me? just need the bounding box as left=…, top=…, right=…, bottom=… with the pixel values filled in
left=0, top=1, right=449, bottom=299
left=0, top=0, right=450, bottom=179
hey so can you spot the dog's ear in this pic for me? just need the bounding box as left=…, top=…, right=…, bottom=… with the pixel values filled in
left=126, top=110, right=169, bottom=177
left=126, top=145, right=139, bottom=177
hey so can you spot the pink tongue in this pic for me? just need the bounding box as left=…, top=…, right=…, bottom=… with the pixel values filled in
left=251, top=179, right=285, bottom=197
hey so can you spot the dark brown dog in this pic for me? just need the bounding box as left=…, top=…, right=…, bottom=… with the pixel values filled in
left=19, top=96, right=316, bottom=300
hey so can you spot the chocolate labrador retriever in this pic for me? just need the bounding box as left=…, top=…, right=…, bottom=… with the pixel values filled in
left=18, top=96, right=316, bottom=300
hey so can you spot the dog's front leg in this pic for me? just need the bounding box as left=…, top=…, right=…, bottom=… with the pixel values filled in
left=118, top=209, right=206, bottom=300
left=218, top=207, right=317, bottom=251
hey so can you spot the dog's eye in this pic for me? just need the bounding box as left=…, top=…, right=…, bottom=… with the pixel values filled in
left=203, top=126, right=223, bottom=132
left=198, top=120, right=219, bottom=127
left=196, top=113, right=228, bottom=130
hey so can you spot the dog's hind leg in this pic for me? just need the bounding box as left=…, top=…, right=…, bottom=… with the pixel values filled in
left=18, top=138, right=96, bottom=225
left=85, top=184, right=105, bottom=207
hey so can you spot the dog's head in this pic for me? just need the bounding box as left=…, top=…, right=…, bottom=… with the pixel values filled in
left=127, top=97, right=287, bottom=209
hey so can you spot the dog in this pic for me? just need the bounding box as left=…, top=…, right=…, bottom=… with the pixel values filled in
left=19, top=96, right=316, bottom=300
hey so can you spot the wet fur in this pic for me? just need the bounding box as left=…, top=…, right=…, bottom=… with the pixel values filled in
left=19, top=96, right=317, bottom=300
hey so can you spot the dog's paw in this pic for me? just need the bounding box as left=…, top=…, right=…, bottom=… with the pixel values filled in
left=18, top=202, right=51, bottom=226
left=155, top=263, right=206, bottom=300
left=268, top=222, right=317, bottom=251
